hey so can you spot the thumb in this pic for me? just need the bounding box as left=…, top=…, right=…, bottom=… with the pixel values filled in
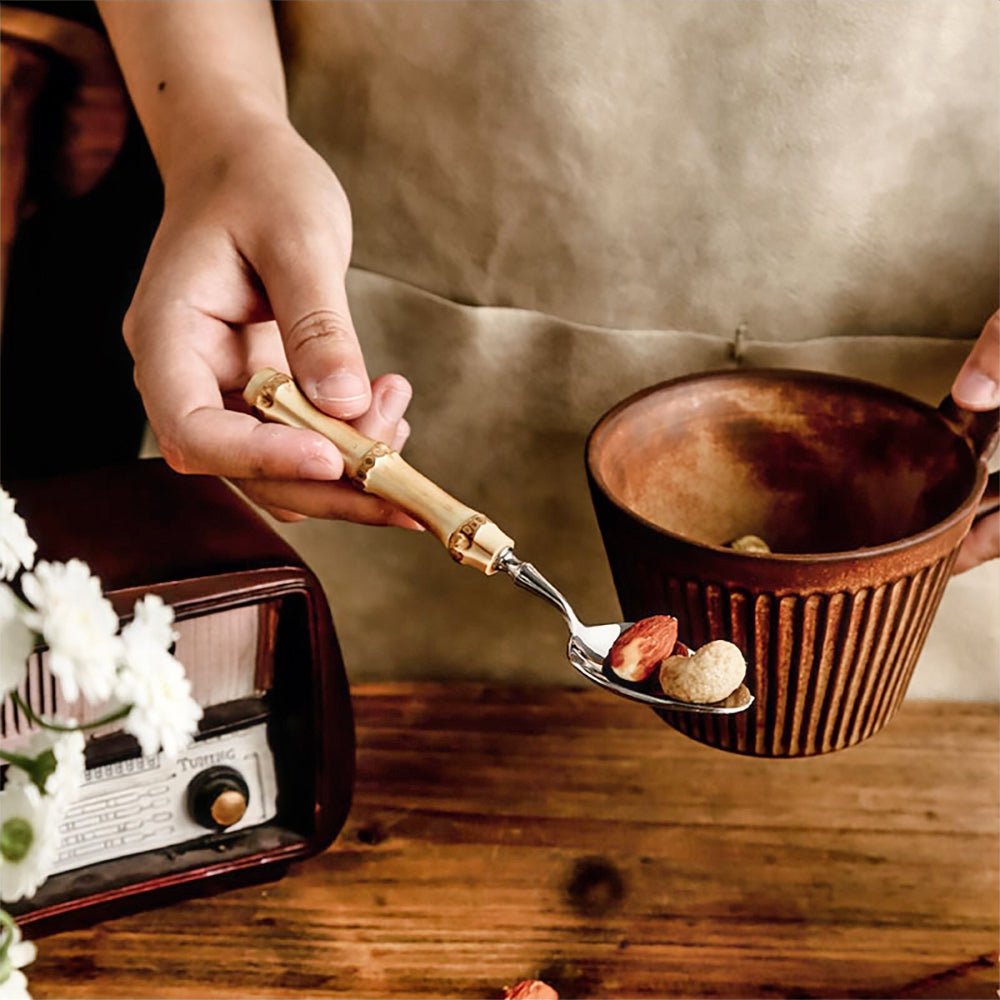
left=253, top=238, right=371, bottom=420
left=952, top=311, right=1000, bottom=411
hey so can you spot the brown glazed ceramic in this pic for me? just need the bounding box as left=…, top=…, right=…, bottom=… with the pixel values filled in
left=586, top=369, right=999, bottom=757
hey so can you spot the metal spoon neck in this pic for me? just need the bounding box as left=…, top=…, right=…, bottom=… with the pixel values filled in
left=495, top=548, right=583, bottom=632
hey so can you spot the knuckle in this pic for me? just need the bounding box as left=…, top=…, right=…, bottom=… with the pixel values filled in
left=159, top=437, right=192, bottom=476
left=285, top=309, right=354, bottom=354
left=155, top=420, right=204, bottom=477
left=247, top=423, right=290, bottom=476
left=121, top=306, right=139, bottom=352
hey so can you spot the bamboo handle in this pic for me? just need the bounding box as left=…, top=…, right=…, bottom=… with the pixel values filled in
left=243, top=369, right=515, bottom=575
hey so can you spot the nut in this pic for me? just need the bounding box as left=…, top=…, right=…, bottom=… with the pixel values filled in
left=659, top=639, right=746, bottom=704
left=607, top=615, right=679, bottom=682
left=729, top=534, right=771, bottom=553
left=503, top=981, right=559, bottom=999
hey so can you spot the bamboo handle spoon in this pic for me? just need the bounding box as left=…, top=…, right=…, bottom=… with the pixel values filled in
left=244, top=369, right=754, bottom=715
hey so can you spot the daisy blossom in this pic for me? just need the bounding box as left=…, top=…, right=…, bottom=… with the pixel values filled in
left=0, top=784, right=61, bottom=903
left=0, top=966, right=31, bottom=999
left=0, top=491, right=36, bottom=582
left=126, top=594, right=178, bottom=650
left=20, top=561, right=121, bottom=704
left=116, top=620, right=201, bottom=758
left=0, top=587, right=33, bottom=698
left=6, top=729, right=85, bottom=810
left=0, top=915, right=36, bottom=999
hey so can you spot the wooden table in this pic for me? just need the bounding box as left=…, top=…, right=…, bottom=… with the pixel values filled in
left=28, top=684, right=999, bottom=999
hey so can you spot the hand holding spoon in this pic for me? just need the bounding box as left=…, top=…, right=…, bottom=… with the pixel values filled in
left=244, top=369, right=754, bottom=715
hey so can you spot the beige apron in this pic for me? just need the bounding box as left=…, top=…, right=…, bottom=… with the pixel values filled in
left=271, top=0, right=1000, bottom=698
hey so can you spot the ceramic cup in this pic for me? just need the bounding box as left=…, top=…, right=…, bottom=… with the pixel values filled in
left=586, top=369, right=998, bottom=757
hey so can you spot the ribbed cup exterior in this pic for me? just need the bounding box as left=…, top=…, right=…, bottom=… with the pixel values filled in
left=589, top=489, right=972, bottom=757
left=651, top=554, right=956, bottom=756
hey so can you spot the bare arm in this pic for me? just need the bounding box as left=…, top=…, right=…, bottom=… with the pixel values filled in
left=96, top=1, right=417, bottom=526
left=98, top=1, right=286, bottom=181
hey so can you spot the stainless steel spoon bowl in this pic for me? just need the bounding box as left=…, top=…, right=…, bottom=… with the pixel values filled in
left=495, top=550, right=754, bottom=714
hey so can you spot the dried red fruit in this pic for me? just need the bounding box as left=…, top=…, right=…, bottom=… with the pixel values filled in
left=607, top=614, right=679, bottom=682
left=503, top=981, right=559, bottom=1000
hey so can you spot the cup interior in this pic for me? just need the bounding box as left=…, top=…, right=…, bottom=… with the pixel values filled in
left=588, top=371, right=978, bottom=554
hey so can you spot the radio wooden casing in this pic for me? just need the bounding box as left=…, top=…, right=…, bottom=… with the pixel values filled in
left=2, top=459, right=355, bottom=933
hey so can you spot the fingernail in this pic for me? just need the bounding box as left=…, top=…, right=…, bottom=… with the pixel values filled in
left=953, top=370, right=1000, bottom=407
left=390, top=511, right=425, bottom=532
left=313, top=371, right=368, bottom=404
left=378, top=385, right=412, bottom=424
left=392, top=418, right=412, bottom=451
left=298, top=454, right=340, bottom=480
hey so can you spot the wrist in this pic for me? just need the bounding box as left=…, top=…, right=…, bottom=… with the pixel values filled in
left=154, top=97, right=291, bottom=192
left=97, top=0, right=289, bottom=189
left=156, top=102, right=298, bottom=202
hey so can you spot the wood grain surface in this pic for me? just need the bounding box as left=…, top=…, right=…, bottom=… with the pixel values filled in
left=27, top=685, right=999, bottom=999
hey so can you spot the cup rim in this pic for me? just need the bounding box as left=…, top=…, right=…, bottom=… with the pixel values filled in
left=585, top=367, right=989, bottom=565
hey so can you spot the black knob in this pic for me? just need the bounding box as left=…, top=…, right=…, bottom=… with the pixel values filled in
left=186, top=765, right=250, bottom=830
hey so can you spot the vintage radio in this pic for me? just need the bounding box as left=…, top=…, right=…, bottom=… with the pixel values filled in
left=2, top=459, right=355, bottom=932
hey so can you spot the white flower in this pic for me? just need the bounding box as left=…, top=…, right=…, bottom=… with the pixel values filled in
left=0, top=587, right=33, bottom=698
left=0, top=784, right=61, bottom=903
left=125, top=595, right=177, bottom=650
left=0, top=491, right=36, bottom=583
left=0, top=968, right=30, bottom=1000
left=6, top=729, right=85, bottom=811
left=0, top=917, right=36, bottom=999
left=116, top=619, right=201, bottom=758
left=20, top=561, right=121, bottom=704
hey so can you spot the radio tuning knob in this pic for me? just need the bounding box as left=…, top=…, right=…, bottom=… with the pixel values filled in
left=186, top=766, right=251, bottom=830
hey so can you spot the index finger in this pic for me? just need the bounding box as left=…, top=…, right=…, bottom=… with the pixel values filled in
left=134, top=309, right=347, bottom=482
